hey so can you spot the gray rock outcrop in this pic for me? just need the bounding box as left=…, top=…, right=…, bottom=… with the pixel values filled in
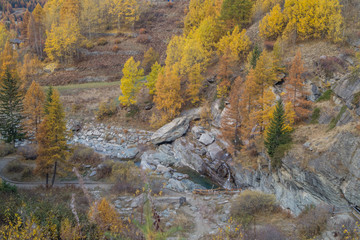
left=151, top=116, right=191, bottom=145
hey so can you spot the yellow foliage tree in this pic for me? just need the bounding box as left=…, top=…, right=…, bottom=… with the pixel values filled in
left=186, top=63, right=204, bottom=104
left=146, top=62, right=163, bottom=96
left=119, top=57, right=144, bottom=106
left=44, top=22, right=82, bottom=63
left=154, top=65, right=183, bottom=123
left=23, top=81, right=45, bottom=138
left=259, top=4, right=287, bottom=40
left=184, top=0, right=221, bottom=34
left=36, top=90, right=71, bottom=187
left=0, top=23, right=8, bottom=52
left=283, top=0, right=344, bottom=42
left=217, top=27, right=251, bottom=61
left=252, top=0, right=283, bottom=19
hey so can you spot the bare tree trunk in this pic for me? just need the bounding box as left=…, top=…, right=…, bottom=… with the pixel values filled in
left=51, top=161, right=57, bottom=187
left=46, top=173, right=49, bottom=188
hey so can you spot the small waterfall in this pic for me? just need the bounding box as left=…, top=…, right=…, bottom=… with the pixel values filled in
left=222, top=164, right=232, bottom=190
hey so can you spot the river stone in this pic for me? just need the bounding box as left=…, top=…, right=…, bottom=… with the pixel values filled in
left=151, top=116, right=190, bottom=144
left=199, top=132, right=215, bottom=146
left=89, top=171, right=97, bottom=177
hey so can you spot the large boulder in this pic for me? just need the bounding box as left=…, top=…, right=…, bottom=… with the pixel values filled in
left=199, top=131, right=215, bottom=146
left=140, top=150, right=177, bottom=170
left=151, top=116, right=190, bottom=145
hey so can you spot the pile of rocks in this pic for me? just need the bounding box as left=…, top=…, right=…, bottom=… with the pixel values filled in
left=69, top=122, right=153, bottom=159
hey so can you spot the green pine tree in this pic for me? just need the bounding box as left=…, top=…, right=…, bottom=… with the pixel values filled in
left=44, top=86, right=53, bottom=115
left=264, top=99, right=291, bottom=168
left=249, top=45, right=261, bottom=69
left=0, top=69, right=25, bottom=145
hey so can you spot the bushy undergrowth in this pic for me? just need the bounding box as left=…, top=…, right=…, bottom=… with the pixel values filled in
left=69, top=145, right=102, bottom=167
left=96, top=100, right=118, bottom=120
left=17, top=144, right=38, bottom=160
left=231, top=190, right=277, bottom=227
left=0, top=143, right=15, bottom=157
left=297, top=205, right=331, bottom=239
left=316, top=89, right=333, bottom=102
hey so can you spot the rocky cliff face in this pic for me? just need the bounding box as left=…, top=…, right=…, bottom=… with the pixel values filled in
left=141, top=75, right=360, bottom=216
left=231, top=131, right=359, bottom=215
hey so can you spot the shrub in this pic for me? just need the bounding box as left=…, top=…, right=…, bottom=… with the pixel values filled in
left=111, top=161, right=142, bottom=193
left=0, top=180, right=17, bottom=193
left=96, top=164, right=112, bottom=180
left=136, top=34, right=150, bottom=44
left=271, top=142, right=292, bottom=168
left=97, top=38, right=108, bottom=46
left=297, top=205, right=331, bottom=239
left=318, top=56, right=346, bottom=78
left=114, top=39, right=122, bottom=44
left=69, top=145, right=102, bottom=166
left=252, top=224, right=287, bottom=240
left=17, top=144, right=38, bottom=160
left=126, top=104, right=140, bottom=118
left=81, top=39, right=94, bottom=49
left=96, top=100, right=117, bottom=120
left=112, top=45, right=119, bottom=53
left=6, top=161, right=24, bottom=173
left=0, top=143, right=15, bottom=157
left=316, top=89, right=333, bottom=102
left=264, top=41, right=275, bottom=51
left=310, top=107, right=321, bottom=124
left=139, top=28, right=147, bottom=34
left=231, top=190, right=277, bottom=226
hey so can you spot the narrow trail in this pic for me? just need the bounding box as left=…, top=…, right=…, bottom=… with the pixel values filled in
left=0, top=155, right=112, bottom=190
left=182, top=195, right=214, bottom=240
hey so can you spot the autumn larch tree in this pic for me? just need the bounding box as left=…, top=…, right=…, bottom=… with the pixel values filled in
left=36, top=90, right=70, bottom=188
left=23, top=80, right=45, bottom=138
left=142, top=47, right=160, bottom=74
left=216, top=52, right=233, bottom=99
left=221, top=76, right=244, bottom=155
left=146, top=62, right=162, bottom=96
left=154, top=65, right=183, bottom=123
left=285, top=50, right=311, bottom=122
left=186, top=63, right=204, bottom=105
left=247, top=50, right=277, bottom=131
left=0, top=69, right=25, bottom=146
left=119, top=57, right=144, bottom=106
left=259, top=4, right=287, bottom=40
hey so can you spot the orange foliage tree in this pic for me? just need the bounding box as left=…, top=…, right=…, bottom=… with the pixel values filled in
left=285, top=50, right=311, bottom=122
left=23, top=80, right=45, bottom=138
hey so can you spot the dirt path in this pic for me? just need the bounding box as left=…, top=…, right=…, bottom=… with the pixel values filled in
left=0, top=155, right=112, bottom=190
left=182, top=195, right=215, bottom=240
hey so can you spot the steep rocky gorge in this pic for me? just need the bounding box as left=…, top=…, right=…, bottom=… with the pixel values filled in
left=140, top=74, right=360, bottom=216
left=67, top=73, right=360, bottom=216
